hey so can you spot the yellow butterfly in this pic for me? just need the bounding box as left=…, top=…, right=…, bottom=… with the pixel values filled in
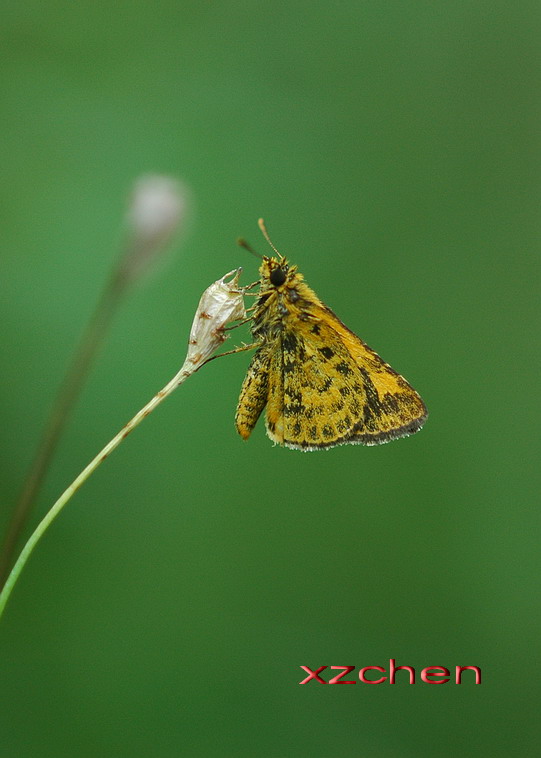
left=235, top=220, right=427, bottom=450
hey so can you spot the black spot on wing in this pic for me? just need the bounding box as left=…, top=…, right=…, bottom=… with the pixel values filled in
left=382, top=392, right=400, bottom=413
left=335, top=361, right=353, bottom=376
left=319, top=377, right=333, bottom=393
left=359, top=367, right=383, bottom=414
left=286, top=389, right=303, bottom=405
left=282, top=332, right=306, bottom=361
left=283, top=360, right=296, bottom=374
left=318, top=346, right=335, bottom=359
left=349, top=398, right=362, bottom=416
left=282, top=333, right=297, bottom=351
left=284, top=403, right=304, bottom=417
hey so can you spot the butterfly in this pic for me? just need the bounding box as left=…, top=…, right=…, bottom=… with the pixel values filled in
left=235, top=220, right=427, bottom=450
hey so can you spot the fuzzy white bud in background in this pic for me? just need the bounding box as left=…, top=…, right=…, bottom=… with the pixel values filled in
left=119, top=174, right=190, bottom=284
left=182, top=269, right=247, bottom=372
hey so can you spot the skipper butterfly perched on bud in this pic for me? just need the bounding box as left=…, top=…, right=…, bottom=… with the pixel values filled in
left=235, top=220, right=427, bottom=451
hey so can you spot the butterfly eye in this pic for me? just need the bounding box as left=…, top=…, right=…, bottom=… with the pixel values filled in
left=270, top=267, right=287, bottom=286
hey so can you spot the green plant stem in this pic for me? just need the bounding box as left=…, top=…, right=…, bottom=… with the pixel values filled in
left=0, top=271, right=129, bottom=588
left=0, top=360, right=194, bottom=620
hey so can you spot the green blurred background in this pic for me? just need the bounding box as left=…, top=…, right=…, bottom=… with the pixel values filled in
left=1, top=1, right=539, bottom=755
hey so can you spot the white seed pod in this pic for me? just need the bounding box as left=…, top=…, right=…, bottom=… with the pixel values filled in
left=184, top=269, right=246, bottom=370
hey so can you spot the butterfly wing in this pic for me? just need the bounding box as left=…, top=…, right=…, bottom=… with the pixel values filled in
left=276, top=305, right=427, bottom=450
left=235, top=346, right=273, bottom=440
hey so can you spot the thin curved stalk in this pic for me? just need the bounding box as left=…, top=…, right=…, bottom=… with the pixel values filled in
left=0, top=269, right=247, bottom=621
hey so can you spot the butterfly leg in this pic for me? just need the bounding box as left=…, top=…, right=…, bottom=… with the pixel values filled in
left=241, top=280, right=261, bottom=292
left=223, top=314, right=254, bottom=331
left=202, top=341, right=260, bottom=366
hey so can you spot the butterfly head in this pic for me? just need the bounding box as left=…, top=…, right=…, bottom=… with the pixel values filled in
left=238, top=218, right=302, bottom=292
left=259, top=255, right=299, bottom=289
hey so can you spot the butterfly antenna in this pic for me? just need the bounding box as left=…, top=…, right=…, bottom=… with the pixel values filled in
left=237, top=237, right=263, bottom=260
left=258, top=218, right=284, bottom=260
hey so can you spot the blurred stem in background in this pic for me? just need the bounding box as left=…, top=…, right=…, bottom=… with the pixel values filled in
left=0, top=269, right=247, bottom=620
left=0, top=175, right=189, bottom=588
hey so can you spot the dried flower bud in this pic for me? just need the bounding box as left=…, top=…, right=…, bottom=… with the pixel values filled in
left=119, top=174, right=190, bottom=284
left=183, top=269, right=246, bottom=371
